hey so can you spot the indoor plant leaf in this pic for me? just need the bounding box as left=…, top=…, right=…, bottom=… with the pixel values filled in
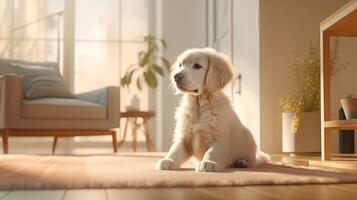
left=144, top=69, right=158, bottom=88
left=120, top=35, right=169, bottom=90
left=138, top=51, right=146, bottom=62
left=139, top=48, right=154, bottom=67
left=136, top=77, right=142, bottom=91
left=139, top=52, right=150, bottom=67
left=151, top=64, right=164, bottom=75
left=156, top=38, right=167, bottom=49
left=120, top=68, right=136, bottom=87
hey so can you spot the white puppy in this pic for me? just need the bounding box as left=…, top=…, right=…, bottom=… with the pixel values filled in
left=156, top=48, right=270, bottom=172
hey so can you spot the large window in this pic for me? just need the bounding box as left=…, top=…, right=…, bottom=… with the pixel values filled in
left=0, top=0, right=64, bottom=65
left=0, top=0, right=151, bottom=112
left=74, top=0, right=150, bottom=111
left=0, top=0, right=152, bottom=146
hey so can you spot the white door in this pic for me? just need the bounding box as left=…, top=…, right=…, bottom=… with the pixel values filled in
left=208, top=0, right=261, bottom=147
left=232, top=0, right=261, bottom=147
left=207, top=0, right=234, bottom=99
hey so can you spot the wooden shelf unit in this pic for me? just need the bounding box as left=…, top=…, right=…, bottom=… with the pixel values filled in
left=320, top=0, right=357, bottom=160
left=324, top=119, right=357, bottom=130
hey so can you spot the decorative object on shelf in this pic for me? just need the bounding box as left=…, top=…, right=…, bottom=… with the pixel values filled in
left=126, top=94, right=140, bottom=111
left=281, top=39, right=347, bottom=153
left=340, top=96, right=357, bottom=120
left=120, top=35, right=170, bottom=90
left=338, top=107, right=355, bottom=154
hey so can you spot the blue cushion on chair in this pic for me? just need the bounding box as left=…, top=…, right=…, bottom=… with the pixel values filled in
left=11, top=62, right=74, bottom=100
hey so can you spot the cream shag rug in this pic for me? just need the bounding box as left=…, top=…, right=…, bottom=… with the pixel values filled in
left=1, top=152, right=357, bottom=189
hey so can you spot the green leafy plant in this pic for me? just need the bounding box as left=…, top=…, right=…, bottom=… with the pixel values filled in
left=120, top=35, right=170, bottom=90
left=281, top=38, right=348, bottom=133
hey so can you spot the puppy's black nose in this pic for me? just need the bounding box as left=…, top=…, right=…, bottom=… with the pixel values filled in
left=174, top=73, right=184, bottom=82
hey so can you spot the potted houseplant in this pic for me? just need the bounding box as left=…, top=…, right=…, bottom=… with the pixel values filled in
left=281, top=39, right=348, bottom=154
left=120, top=35, right=170, bottom=110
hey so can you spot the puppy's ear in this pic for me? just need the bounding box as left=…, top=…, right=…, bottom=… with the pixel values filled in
left=205, top=53, right=234, bottom=93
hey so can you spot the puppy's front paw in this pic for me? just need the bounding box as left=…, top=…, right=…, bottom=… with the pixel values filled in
left=196, top=160, right=220, bottom=172
left=156, top=158, right=177, bottom=170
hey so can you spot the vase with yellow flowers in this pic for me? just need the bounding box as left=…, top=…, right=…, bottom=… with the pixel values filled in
left=281, top=39, right=348, bottom=154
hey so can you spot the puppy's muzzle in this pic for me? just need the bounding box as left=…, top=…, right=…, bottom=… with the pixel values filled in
left=174, top=73, right=184, bottom=83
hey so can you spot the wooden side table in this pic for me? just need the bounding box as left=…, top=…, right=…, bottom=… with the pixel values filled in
left=119, top=111, right=155, bottom=152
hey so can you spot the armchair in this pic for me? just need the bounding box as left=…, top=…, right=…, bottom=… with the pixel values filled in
left=0, top=75, right=120, bottom=154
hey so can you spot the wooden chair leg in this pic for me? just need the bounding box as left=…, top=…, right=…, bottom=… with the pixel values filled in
left=2, top=130, right=9, bottom=154
left=112, top=131, right=117, bottom=153
left=52, top=137, right=58, bottom=154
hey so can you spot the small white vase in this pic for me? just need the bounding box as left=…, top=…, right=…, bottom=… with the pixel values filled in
left=282, top=112, right=321, bottom=153
left=126, top=95, right=140, bottom=111
left=131, top=95, right=140, bottom=109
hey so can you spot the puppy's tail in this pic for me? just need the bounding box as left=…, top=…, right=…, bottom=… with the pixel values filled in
left=255, top=150, right=271, bottom=165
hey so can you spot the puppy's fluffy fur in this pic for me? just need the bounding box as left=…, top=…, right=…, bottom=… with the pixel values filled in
left=156, top=48, right=270, bottom=172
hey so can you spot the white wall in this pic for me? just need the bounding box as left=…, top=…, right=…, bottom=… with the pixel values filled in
left=156, top=0, right=207, bottom=150
left=260, top=0, right=350, bottom=153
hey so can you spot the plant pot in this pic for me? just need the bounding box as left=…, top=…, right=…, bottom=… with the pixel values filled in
left=282, top=112, right=321, bottom=153
left=340, top=98, right=357, bottom=119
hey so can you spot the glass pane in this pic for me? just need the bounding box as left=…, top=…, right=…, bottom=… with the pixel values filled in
left=0, top=0, right=12, bottom=38
left=75, top=0, right=119, bottom=40
left=74, top=42, right=119, bottom=93
left=0, top=40, right=11, bottom=58
left=11, top=40, right=59, bottom=62
left=121, top=0, right=149, bottom=41
left=13, top=0, right=46, bottom=39
left=45, top=0, right=64, bottom=14
left=12, top=0, right=63, bottom=38
left=5, top=0, right=64, bottom=63
left=45, top=0, right=65, bottom=39
left=120, top=42, right=149, bottom=111
left=13, top=0, right=44, bottom=28
left=215, top=0, right=229, bottom=41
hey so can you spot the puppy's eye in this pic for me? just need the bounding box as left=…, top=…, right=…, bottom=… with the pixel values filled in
left=179, top=63, right=183, bottom=67
left=193, top=63, right=202, bottom=69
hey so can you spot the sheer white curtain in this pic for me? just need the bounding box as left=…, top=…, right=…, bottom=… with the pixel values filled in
left=0, top=0, right=63, bottom=64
